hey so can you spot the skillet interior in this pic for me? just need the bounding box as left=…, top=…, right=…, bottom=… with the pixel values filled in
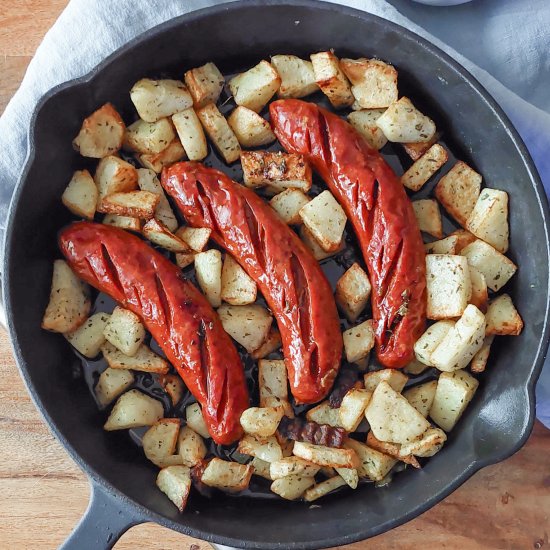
left=4, top=1, right=550, bottom=548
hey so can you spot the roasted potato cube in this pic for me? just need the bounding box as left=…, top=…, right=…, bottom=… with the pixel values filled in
left=138, top=138, right=186, bottom=174
left=306, top=401, right=342, bottom=428
left=98, top=190, right=160, bottom=219
left=399, top=427, right=447, bottom=458
left=403, top=358, right=429, bottom=376
left=251, top=327, right=282, bottom=359
left=293, top=441, right=359, bottom=469
left=365, top=432, right=420, bottom=468
left=197, top=103, right=241, bottom=163
left=347, top=109, right=388, bottom=150
left=424, top=235, right=459, bottom=255
left=469, top=266, right=488, bottom=313
left=143, top=218, right=189, bottom=252
left=175, top=227, right=212, bottom=253
left=101, top=342, right=169, bottom=374
left=259, top=359, right=288, bottom=405
left=465, top=188, right=509, bottom=253
left=104, top=389, right=163, bottom=430
left=103, top=306, right=145, bottom=356
left=62, top=170, right=98, bottom=220
left=451, top=229, right=477, bottom=252
left=335, top=263, right=371, bottom=322
left=365, top=381, right=431, bottom=444
left=156, top=466, right=191, bottom=513
left=177, top=426, right=207, bottom=467
left=240, top=407, right=284, bottom=438
left=95, top=367, right=134, bottom=407
left=130, top=78, right=193, bottom=122
left=238, top=434, right=283, bottom=463
left=175, top=252, right=195, bottom=269
left=65, top=312, right=110, bottom=358
left=344, top=438, right=397, bottom=481
left=269, top=188, right=310, bottom=225
left=270, top=457, right=320, bottom=480
left=228, top=106, right=276, bottom=148
left=414, top=320, right=455, bottom=367
left=304, top=476, right=347, bottom=502
left=340, top=58, right=398, bottom=109
left=102, top=214, right=141, bottom=232
left=299, top=190, right=347, bottom=252
left=220, top=255, right=257, bottom=305
left=159, top=374, right=185, bottom=405
left=426, top=254, right=472, bottom=320
left=376, top=97, right=435, bottom=143
left=218, top=304, right=273, bottom=352
left=42, top=260, right=91, bottom=333
left=401, top=144, right=448, bottom=192
left=172, top=108, right=208, bottom=161
left=310, top=51, right=353, bottom=108
left=460, top=239, right=517, bottom=292
left=124, top=117, right=175, bottom=155
left=143, top=418, right=182, bottom=467
left=271, top=474, right=315, bottom=500
left=412, top=199, right=443, bottom=239
left=201, top=458, right=253, bottom=492
left=251, top=457, right=273, bottom=480
left=194, top=249, right=223, bottom=307
left=73, top=103, right=125, bottom=158
left=299, top=225, right=344, bottom=261
left=363, top=369, right=408, bottom=393
left=335, top=467, right=359, bottom=489
left=485, top=293, right=523, bottom=335
left=343, top=320, right=375, bottom=363
left=470, top=335, right=494, bottom=373
left=430, top=370, right=479, bottom=431
left=241, top=151, right=312, bottom=191
left=402, top=380, right=438, bottom=418
left=185, top=403, right=210, bottom=439
left=271, top=55, right=318, bottom=98
left=137, top=168, right=178, bottom=231
left=339, top=389, right=372, bottom=432
left=434, top=161, right=481, bottom=226
left=184, top=62, right=225, bottom=108
left=402, top=134, right=439, bottom=161
left=229, top=60, right=281, bottom=113
left=430, top=304, right=486, bottom=372
left=94, top=156, right=138, bottom=207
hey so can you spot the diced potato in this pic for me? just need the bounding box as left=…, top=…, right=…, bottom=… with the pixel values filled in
left=426, top=254, right=471, bottom=320
left=142, top=418, right=182, bottom=467
left=339, top=389, right=372, bottom=432
left=172, top=227, right=210, bottom=254
left=430, top=304, right=486, bottom=372
left=365, top=381, right=431, bottom=444
left=306, top=401, right=342, bottom=428
left=340, top=58, right=398, bottom=109
left=124, top=118, right=175, bottom=155
left=335, top=263, right=371, bottom=322
left=259, top=359, right=288, bottom=405
left=197, top=103, right=241, bottom=163
left=201, top=458, right=253, bottom=492
left=251, top=457, right=273, bottom=480
left=137, top=168, right=178, bottom=231
left=399, top=427, right=447, bottom=458
left=293, top=441, right=359, bottom=469
left=299, top=225, right=344, bottom=261
left=95, top=367, right=134, bottom=407
left=335, top=467, right=359, bottom=489
left=304, top=476, right=347, bottom=502
left=172, top=109, right=208, bottom=161
left=194, top=249, right=223, bottom=306
left=103, top=306, right=145, bottom=356
left=184, top=62, right=225, bottom=108
left=424, top=235, right=459, bottom=255
left=177, top=426, right=207, bottom=467
left=271, top=55, right=318, bottom=98
left=269, top=188, right=310, bottom=225
left=299, top=190, right=347, bottom=252
left=159, top=374, right=185, bottom=405
left=130, top=78, right=193, bottom=122
left=102, top=214, right=141, bottom=232
left=310, top=51, right=353, bottom=108
left=402, top=380, right=438, bottom=418
left=402, top=134, right=439, bottom=161
left=42, top=260, right=91, bottom=333
left=270, top=457, right=320, bottom=480
left=430, top=370, right=479, bottom=431
left=435, top=161, right=482, bottom=226
left=460, top=239, right=517, bottom=292
left=376, top=97, right=436, bottom=143
left=470, top=335, right=494, bottom=373
left=218, top=304, right=273, bottom=352
left=73, top=103, right=125, bottom=158
left=412, top=199, right=443, bottom=239
left=363, top=369, right=408, bottom=393
left=401, top=144, right=448, bottom=192
left=104, top=389, right=163, bottom=430
left=365, top=432, right=420, bottom=468
left=229, top=60, right=281, bottom=113
left=485, top=294, right=523, bottom=335
left=175, top=252, right=195, bottom=269
left=101, top=342, right=169, bottom=374
left=138, top=138, right=186, bottom=174
left=65, top=312, right=110, bottom=358
left=344, top=438, right=397, bottom=481
left=94, top=156, right=138, bottom=207
left=414, top=320, right=455, bottom=367
left=227, top=106, right=276, bottom=148
left=469, top=266, right=488, bottom=313
left=241, top=151, right=312, bottom=191
left=220, top=255, right=257, bottom=305
left=347, top=109, right=388, bottom=150
left=185, top=403, right=210, bottom=439
left=142, top=218, right=190, bottom=252
left=62, top=170, right=98, bottom=220
left=251, top=327, right=282, bottom=359
left=238, top=434, right=283, bottom=463
left=403, top=359, right=429, bottom=376
left=465, top=188, right=509, bottom=253
left=98, top=190, right=160, bottom=219
left=451, top=229, right=477, bottom=252
left=240, top=407, right=284, bottom=438
left=343, top=320, right=375, bottom=363
left=156, top=465, right=192, bottom=512
left=271, top=474, right=315, bottom=500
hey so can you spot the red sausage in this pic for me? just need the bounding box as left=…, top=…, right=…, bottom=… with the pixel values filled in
left=162, top=162, right=342, bottom=404
left=270, top=99, right=426, bottom=368
left=59, top=222, right=248, bottom=445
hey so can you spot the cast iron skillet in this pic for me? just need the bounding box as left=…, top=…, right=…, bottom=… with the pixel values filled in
left=3, top=1, right=550, bottom=548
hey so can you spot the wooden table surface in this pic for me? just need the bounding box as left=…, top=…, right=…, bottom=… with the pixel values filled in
left=1, top=2, right=549, bottom=549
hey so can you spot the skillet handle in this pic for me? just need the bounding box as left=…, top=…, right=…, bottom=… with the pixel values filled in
left=60, top=481, right=144, bottom=550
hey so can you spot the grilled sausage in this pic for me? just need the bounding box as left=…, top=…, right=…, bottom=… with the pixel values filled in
left=270, top=99, right=426, bottom=368
left=59, top=222, right=248, bottom=445
left=162, top=162, right=342, bottom=404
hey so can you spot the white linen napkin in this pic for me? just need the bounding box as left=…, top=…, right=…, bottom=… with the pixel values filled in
left=1, top=0, right=549, bottom=427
